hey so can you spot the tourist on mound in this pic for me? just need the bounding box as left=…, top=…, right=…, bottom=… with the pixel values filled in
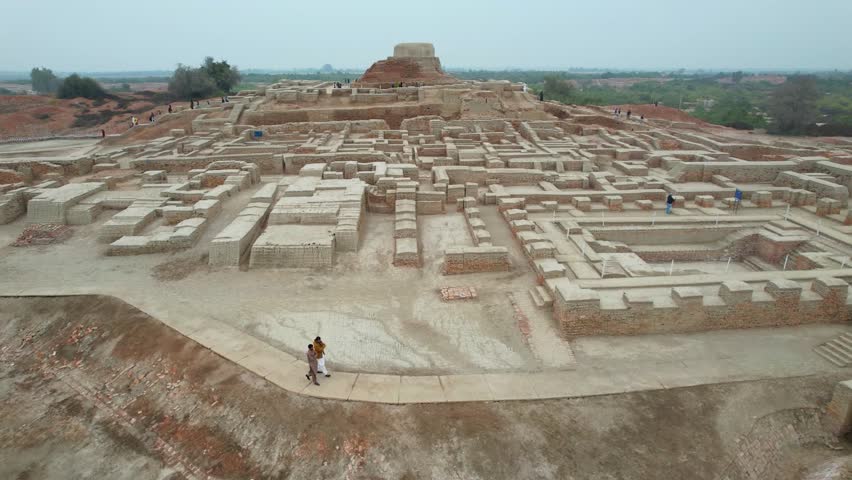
left=305, top=344, right=320, bottom=385
left=168, top=104, right=172, bottom=113
left=627, top=110, right=632, bottom=119
left=539, top=91, right=544, bottom=102
left=313, top=336, right=331, bottom=378
left=666, top=193, right=675, bottom=215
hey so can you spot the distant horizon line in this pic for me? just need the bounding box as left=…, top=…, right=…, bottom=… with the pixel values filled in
left=1, top=65, right=851, bottom=78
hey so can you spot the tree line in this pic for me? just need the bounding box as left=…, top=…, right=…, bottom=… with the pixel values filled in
left=28, top=57, right=241, bottom=103
left=535, top=73, right=850, bottom=135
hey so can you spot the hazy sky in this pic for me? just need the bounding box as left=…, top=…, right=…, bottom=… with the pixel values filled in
left=2, top=0, right=851, bottom=72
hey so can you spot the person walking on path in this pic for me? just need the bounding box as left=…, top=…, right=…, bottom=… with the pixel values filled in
left=313, top=336, right=331, bottom=377
left=305, top=344, right=320, bottom=385
left=666, top=193, right=675, bottom=214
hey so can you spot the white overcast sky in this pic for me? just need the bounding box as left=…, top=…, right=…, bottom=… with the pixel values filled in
left=2, top=0, right=851, bottom=72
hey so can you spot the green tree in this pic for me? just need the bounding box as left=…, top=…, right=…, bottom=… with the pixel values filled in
left=30, top=67, right=61, bottom=94
left=201, top=57, right=241, bottom=94
left=56, top=74, right=108, bottom=99
left=168, top=64, right=217, bottom=100
left=542, top=75, right=576, bottom=103
left=699, top=93, right=766, bottom=130
left=768, top=75, right=820, bottom=134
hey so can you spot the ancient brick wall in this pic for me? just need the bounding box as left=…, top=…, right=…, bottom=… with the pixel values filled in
left=244, top=104, right=449, bottom=130
left=556, top=293, right=850, bottom=337
left=131, top=155, right=281, bottom=174
left=444, top=246, right=510, bottom=274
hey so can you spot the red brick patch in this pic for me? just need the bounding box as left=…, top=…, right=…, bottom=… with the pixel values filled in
left=13, top=223, right=73, bottom=246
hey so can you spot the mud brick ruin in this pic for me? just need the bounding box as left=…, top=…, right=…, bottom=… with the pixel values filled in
left=1, top=42, right=852, bottom=358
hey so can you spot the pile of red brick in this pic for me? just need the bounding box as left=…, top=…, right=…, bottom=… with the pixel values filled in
left=358, top=57, right=458, bottom=86
left=440, top=286, right=478, bottom=301
left=13, top=223, right=73, bottom=246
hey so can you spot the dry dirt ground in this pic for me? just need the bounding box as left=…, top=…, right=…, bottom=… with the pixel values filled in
left=608, top=104, right=714, bottom=126
left=0, top=93, right=190, bottom=139
left=0, top=296, right=850, bottom=480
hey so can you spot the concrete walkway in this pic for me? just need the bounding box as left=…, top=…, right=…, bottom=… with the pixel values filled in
left=3, top=287, right=851, bottom=404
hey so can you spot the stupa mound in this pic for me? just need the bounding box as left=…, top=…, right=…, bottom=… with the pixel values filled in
left=357, top=42, right=458, bottom=87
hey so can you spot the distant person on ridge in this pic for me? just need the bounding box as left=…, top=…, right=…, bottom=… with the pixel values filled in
left=168, top=104, right=172, bottom=113
left=627, top=110, right=632, bottom=119
left=666, top=193, right=675, bottom=215
left=539, top=91, right=544, bottom=102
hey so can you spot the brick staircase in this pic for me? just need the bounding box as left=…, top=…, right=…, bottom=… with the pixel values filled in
left=528, top=286, right=553, bottom=309
left=814, top=332, right=852, bottom=367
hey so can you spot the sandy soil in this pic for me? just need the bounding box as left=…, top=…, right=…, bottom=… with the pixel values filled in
left=0, top=296, right=849, bottom=480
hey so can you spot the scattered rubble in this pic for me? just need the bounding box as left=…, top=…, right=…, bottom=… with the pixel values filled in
left=12, top=223, right=72, bottom=246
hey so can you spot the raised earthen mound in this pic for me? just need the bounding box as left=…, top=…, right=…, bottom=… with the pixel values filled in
left=0, top=93, right=174, bottom=139
left=357, top=43, right=458, bottom=87
left=359, top=57, right=458, bottom=86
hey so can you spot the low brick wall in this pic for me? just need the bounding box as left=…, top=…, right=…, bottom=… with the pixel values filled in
left=444, top=246, right=510, bottom=274
left=130, top=154, right=280, bottom=174
left=554, top=279, right=850, bottom=337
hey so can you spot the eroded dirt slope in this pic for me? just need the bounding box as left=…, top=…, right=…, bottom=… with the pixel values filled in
left=0, top=93, right=176, bottom=139
left=0, top=295, right=849, bottom=479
